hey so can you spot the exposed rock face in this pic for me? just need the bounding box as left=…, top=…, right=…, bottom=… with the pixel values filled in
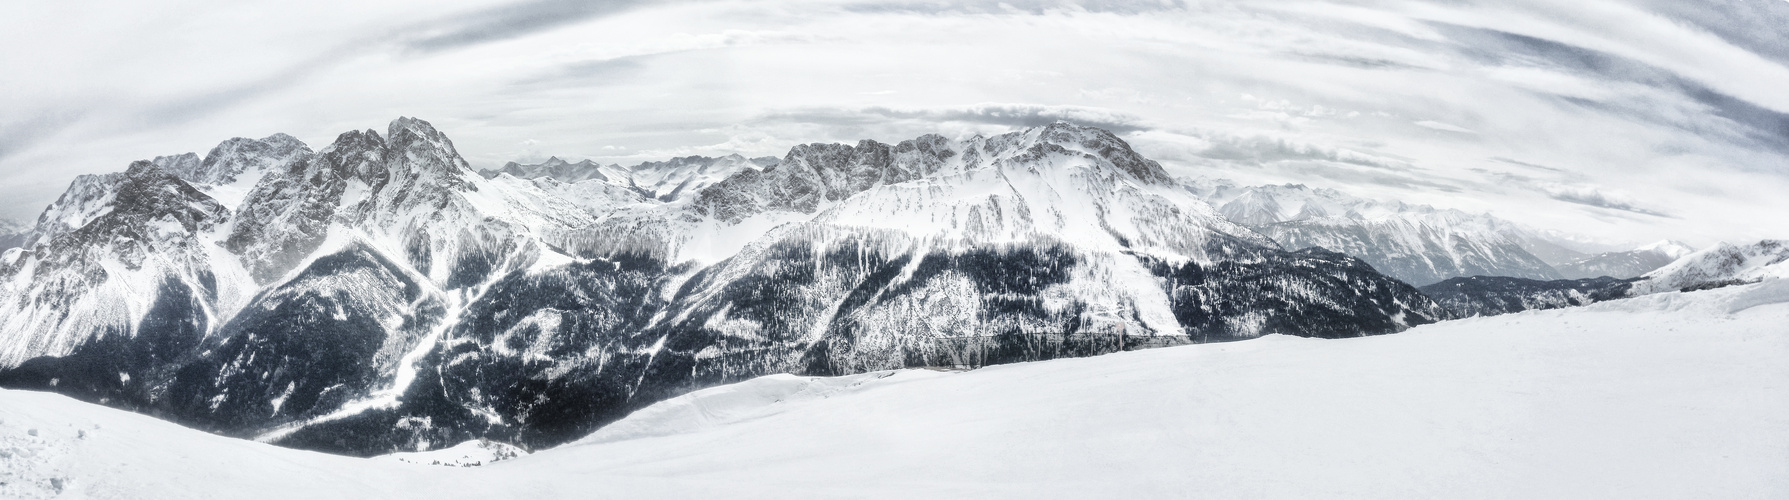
left=225, top=128, right=383, bottom=284
left=692, top=138, right=943, bottom=223
left=0, top=118, right=1451, bottom=457
left=0, top=160, right=241, bottom=372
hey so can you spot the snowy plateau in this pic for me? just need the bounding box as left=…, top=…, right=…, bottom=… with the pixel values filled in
left=2, top=278, right=1787, bottom=499
left=0, top=117, right=1785, bottom=497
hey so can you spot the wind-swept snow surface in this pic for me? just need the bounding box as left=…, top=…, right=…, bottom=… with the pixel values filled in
left=4, top=283, right=1788, bottom=499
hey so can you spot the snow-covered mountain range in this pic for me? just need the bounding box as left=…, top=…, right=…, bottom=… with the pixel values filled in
left=628, top=154, right=780, bottom=201
left=1555, top=240, right=1695, bottom=279
left=484, top=154, right=779, bottom=203
left=1420, top=239, right=1776, bottom=318
left=480, top=157, right=631, bottom=185
left=1626, top=240, right=1789, bottom=295
left=0, top=118, right=1449, bottom=456
left=1183, top=180, right=1577, bottom=286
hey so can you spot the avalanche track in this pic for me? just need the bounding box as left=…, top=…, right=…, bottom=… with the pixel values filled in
left=3, top=281, right=1787, bottom=499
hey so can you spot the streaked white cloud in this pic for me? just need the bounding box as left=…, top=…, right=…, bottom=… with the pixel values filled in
left=1413, top=121, right=1476, bottom=134
left=1, top=0, right=1787, bottom=247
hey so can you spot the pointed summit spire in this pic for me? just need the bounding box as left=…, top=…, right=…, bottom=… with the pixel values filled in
left=387, top=116, right=445, bottom=142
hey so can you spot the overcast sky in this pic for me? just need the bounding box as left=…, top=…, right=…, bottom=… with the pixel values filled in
left=3, top=0, right=1787, bottom=246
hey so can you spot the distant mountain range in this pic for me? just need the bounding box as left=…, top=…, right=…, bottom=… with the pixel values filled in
left=1180, top=180, right=1701, bottom=286
left=1627, top=240, right=1789, bottom=294
left=0, top=119, right=1450, bottom=456
left=1187, top=180, right=1560, bottom=285
left=480, top=154, right=781, bottom=202
left=1555, top=240, right=1695, bottom=280
left=1419, top=240, right=1786, bottom=317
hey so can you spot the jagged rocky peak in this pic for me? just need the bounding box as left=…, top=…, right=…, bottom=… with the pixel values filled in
left=0, top=158, right=241, bottom=370
left=690, top=122, right=1173, bottom=224
left=690, top=134, right=958, bottom=223
left=385, top=117, right=476, bottom=185
left=150, top=153, right=203, bottom=182
left=0, top=160, right=232, bottom=344
left=779, top=140, right=910, bottom=187
left=23, top=156, right=236, bottom=251
left=224, top=126, right=397, bottom=283
left=183, top=133, right=314, bottom=186
left=20, top=159, right=232, bottom=255
left=1028, top=121, right=1174, bottom=184
left=301, top=129, right=391, bottom=184
left=109, top=161, right=231, bottom=229
left=278, top=117, right=478, bottom=194
left=25, top=172, right=126, bottom=248
left=12, top=160, right=232, bottom=276
left=228, top=116, right=584, bottom=287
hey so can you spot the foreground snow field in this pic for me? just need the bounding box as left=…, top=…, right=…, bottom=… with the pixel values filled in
left=4, top=281, right=1788, bottom=499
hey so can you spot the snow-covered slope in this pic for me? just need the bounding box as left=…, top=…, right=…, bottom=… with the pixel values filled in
left=4, top=279, right=1787, bottom=499
left=0, top=132, right=316, bottom=369
left=1556, top=240, right=1695, bottom=279
left=1627, top=240, right=1789, bottom=295
left=1186, top=180, right=1566, bottom=285
left=375, top=439, right=527, bottom=467
left=629, top=154, right=776, bottom=201
left=0, top=161, right=248, bottom=368
left=485, top=173, right=648, bottom=219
